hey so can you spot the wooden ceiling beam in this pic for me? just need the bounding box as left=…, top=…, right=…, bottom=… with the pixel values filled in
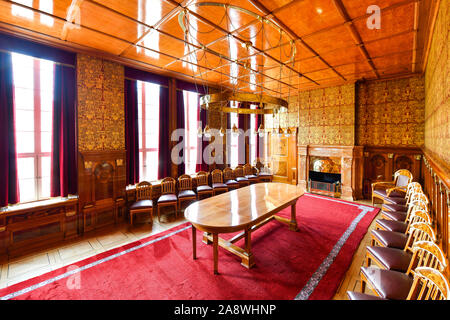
left=246, top=0, right=346, bottom=82
left=411, top=1, right=419, bottom=73
left=332, top=0, right=380, bottom=79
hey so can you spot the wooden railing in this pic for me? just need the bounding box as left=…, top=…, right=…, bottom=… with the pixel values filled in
left=422, top=150, right=449, bottom=277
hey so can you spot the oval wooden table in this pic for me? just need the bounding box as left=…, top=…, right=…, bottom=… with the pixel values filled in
left=184, top=183, right=304, bottom=274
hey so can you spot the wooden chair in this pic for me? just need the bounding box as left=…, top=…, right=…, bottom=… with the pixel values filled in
left=376, top=204, right=431, bottom=234
left=243, top=164, right=259, bottom=184
left=177, top=174, right=197, bottom=212
left=195, top=171, right=213, bottom=200
left=258, top=165, right=273, bottom=183
left=381, top=190, right=427, bottom=220
left=366, top=210, right=434, bottom=273
left=211, top=169, right=228, bottom=196
left=372, top=169, right=413, bottom=205
left=359, top=240, right=447, bottom=299
left=348, top=266, right=450, bottom=300
left=370, top=220, right=436, bottom=252
left=223, top=167, right=239, bottom=190
left=157, top=177, right=177, bottom=222
left=129, top=181, right=153, bottom=225
left=234, top=165, right=250, bottom=188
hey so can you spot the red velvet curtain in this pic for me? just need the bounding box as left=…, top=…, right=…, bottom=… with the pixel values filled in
left=124, top=79, right=139, bottom=185
left=195, top=100, right=208, bottom=172
left=50, top=64, right=77, bottom=197
left=158, top=86, right=170, bottom=179
left=256, top=110, right=262, bottom=161
left=238, top=108, right=246, bottom=165
left=176, top=90, right=185, bottom=176
left=0, top=51, right=19, bottom=207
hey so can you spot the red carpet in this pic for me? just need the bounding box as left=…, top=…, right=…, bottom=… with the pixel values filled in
left=0, top=194, right=379, bottom=300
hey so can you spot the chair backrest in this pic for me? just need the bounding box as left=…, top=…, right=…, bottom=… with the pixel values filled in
left=178, top=174, right=192, bottom=191
left=394, top=169, right=413, bottom=187
left=404, top=222, right=436, bottom=253
left=407, top=267, right=450, bottom=300
left=160, top=177, right=176, bottom=195
left=136, top=181, right=152, bottom=201
left=234, top=165, right=245, bottom=178
left=243, top=164, right=253, bottom=176
left=211, top=169, right=223, bottom=184
left=196, top=171, right=209, bottom=186
left=410, top=192, right=429, bottom=205
left=223, top=167, right=234, bottom=181
left=407, top=241, right=447, bottom=274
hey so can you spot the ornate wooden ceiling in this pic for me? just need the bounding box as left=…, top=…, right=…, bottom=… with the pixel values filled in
left=0, top=0, right=438, bottom=96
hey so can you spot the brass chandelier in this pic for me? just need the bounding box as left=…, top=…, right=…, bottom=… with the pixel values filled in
left=179, top=2, right=297, bottom=138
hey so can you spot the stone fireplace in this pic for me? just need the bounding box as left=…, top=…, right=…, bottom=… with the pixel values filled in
left=298, top=145, right=364, bottom=200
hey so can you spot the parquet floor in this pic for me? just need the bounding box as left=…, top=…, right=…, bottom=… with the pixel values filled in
left=0, top=198, right=381, bottom=299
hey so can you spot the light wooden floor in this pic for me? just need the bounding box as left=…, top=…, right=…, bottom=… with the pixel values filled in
left=0, top=198, right=381, bottom=299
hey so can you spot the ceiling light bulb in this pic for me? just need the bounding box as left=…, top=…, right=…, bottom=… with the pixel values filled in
left=231, top=123, right=240, bottom=137
left=197, top=127, right=203, bottom=138
left=219, top=127, right=225, bottom=137
left=204, top=125, right=211, bottom=138
left=258, top=124, right=265, bottom=137
left=317, top=8, right=323, bottom=14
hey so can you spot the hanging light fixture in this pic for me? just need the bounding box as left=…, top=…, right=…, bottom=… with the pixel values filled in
left=285, top=127, right=292, bottom=138
left=277, top=127, right=284, bottom=137
left=197, top=126, right=203, bottom=138
left=257, top=124, right=265, bottom=137
left=203, top=125, right=212, bottom=139
left=231, top=123, right=240, bottom=137
left=219, top=127, right=225, bottom=137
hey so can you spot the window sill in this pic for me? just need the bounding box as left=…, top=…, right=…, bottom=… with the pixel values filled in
left=0, top=195, right=79, bottom=213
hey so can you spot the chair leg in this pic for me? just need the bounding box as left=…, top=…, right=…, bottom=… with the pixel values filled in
left=360, top=278, right=366, bottom=293
left=158, top=206, right=161, bottom=223
left=130, top=212, right=133, bottom=225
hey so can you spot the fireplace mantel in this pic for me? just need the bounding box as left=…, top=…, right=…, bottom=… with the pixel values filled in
left=298, top=145, right=364, bottom=200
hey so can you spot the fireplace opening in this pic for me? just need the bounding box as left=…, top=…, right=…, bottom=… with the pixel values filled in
left=308, top=171, right=341, bottom=198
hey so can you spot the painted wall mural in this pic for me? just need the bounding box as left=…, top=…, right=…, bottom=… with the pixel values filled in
left=424, top=0, right=449, bottom=166
left=77, top=54, right=125, bottom=151
left=356, top=75, right=425, bottom=147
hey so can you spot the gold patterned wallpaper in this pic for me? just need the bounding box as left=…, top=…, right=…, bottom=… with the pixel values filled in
left=77, top=54, right=125, bottom=151
left=424, top=0, right=449, bottom=166
left=356, top=75, right=425, bottom=147
left=266, top=84, right=355, bottom=146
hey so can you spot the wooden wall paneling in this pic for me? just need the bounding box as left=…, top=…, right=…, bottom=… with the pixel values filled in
left=0, top=198, right=79, bottom=259
left=78, top=150, right=126, bottom=233
left=362, top=147, right=423, bottom=199
left=422, top=152, right=449, bottom=276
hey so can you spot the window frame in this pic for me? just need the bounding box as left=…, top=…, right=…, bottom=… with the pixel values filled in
left=12, top=54, right=53, bottom=203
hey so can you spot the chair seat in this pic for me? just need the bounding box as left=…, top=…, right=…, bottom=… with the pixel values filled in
left=258, top=173, right=272, bottom=177
left=361, top=267, right=413, bottom=300
left=372, top=230, right=408, bottom=249
left=382, top=210, right=407, bottom=222
left=245, top=175, right=258, bottom=180
left=236, top=177, right=249, bottom=182
left=197, top=185, right=213, bottom=193
left=225, top=179, right=239, bottom=186
left=376, top=219, right=408, bottom=233
left=347, top=291, right=387, bottom=300
left=130, top=200, right=153, bottom=210
left=158, top=194, right=177, bottom=203
left=212, top=183, right=227, bottom=189
left=367, top=246, right=412, bottom=272
left=382, top=203, right=407, bottom=212
left=387, top=189, right=406, bottom=197
left=178, top=190, right=196, bottom=199
left=373, top=189, right=387, bottom=197
left=384, top=196, right=407, bottom=205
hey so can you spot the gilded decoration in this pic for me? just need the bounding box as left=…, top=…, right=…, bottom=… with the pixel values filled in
left=77, top=54, right=125, bottom=151
left=266, top=84, right=355, bottom=146
left=356, top=75, right=425, bottom=148
left=310, top=157, right=341, bottom=174
left=424, top=0, right=449, bottom=165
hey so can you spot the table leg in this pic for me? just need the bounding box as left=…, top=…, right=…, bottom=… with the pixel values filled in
left=241, top=228, right=255, bottom=269
left=290, top=202, right=299, bottom=231
left=192, top=225, right=197, bottom=260
left=213, top=233, right=219, bottom=275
